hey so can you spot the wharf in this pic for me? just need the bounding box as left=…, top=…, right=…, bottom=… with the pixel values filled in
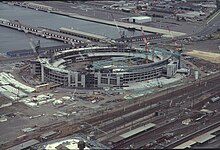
left=0, top=18, right=90, bottom=46
left=52, top=11, right=186, bottom=37
left=6, top=1, right=185, bottom=37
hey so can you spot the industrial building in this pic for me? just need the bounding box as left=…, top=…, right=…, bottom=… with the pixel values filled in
left=30, top=45, right=180, bottom=89
left=20, top=2, right=56, bottom=12
left=128, top=16, right=152, bottom=24
left=176, top=11, right=205, bottom=20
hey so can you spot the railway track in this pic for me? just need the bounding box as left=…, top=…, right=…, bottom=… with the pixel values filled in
left=108, top=81, right=220, bottom=148
left=82, top=73, right=220, bottom=127
left=1, top=121, right=70, bottom=149
left=79, top=74, right=220, bottom=138
left=3, top=73, right=220, bottom=149
left=141, top=92, right=220, bottom=149
left=97, top=84, right=218, bottom=141
left=165, top=117, right=220, bottom=149
left=113, top=113, right=200, bottom=149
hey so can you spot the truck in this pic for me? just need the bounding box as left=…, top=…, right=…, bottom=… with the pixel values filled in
left=210, top=96, right=220, bottom=103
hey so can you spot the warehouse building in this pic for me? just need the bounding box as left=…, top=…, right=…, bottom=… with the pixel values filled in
left=128, top=16, right=152, bottom=24
left=176, top=11, right=205, bottom=20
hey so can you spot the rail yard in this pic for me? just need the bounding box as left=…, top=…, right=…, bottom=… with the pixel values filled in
left=0, top=0, right=220, bottom=150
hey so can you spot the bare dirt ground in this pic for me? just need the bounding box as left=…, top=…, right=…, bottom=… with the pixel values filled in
left=185, top=50, right=220, bottom=64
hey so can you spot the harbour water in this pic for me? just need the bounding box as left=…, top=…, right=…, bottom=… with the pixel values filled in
left=0, top=3, right=143, bottom=53
left=0, top=26, right=64, bottom=53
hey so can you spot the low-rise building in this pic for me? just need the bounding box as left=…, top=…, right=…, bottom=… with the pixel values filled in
left=128, top=16, right=152, bottom=24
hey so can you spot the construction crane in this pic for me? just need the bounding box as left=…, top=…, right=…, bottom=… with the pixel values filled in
left=151, top=45, right=154, bottom=62
left=111, top=13, right=125, bottom=38
left=140, top=27, right=149, bottom=64
left=27, top=34, right=46, bottom=82
left=27, top=34, right=41, bottom=59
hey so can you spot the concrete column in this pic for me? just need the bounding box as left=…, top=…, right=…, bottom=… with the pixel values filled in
left=41, top=64, right=44, bottom=83
left=108, top=75, right=110, bottom=85
left=75, top=72, right=78, bottom=87
left=81, top=74, right=85, bottom=88
left=30, top=63, right=36, bottom=75
left=117, top=76, right=121, bottom=86
left=68, top=72, right=71, bottom=86
left=97, top=72, right=101, bottom=86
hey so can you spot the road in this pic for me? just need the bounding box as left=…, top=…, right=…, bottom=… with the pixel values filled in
left=192, top=10, right=220, bottom=37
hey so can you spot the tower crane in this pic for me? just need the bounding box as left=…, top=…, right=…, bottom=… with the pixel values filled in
left=140, top=27, right=149, bottom=64
left=27, top=34, right=45, bottom=82
left=110, top=13, right=125, bottom=39
left=27, top=34, right=41, bottom=60
left=151, top=45, right=154, bottom=62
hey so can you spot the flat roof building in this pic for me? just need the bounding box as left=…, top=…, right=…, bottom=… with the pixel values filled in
left=7, top=139, right=40, bottom=150
left=176, top=11, right=204, bottom=19
left=128, top=16, right=152, bottom=24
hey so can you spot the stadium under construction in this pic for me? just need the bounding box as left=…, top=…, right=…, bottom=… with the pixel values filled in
left=30, top=43, right=180, bottom=89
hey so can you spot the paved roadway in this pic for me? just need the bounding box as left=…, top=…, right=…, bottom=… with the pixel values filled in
left=191, top=10, right=220, bottom=37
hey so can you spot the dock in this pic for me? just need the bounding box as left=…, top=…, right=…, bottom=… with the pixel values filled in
left=7, top=1, right=185, bottom=37
left=59, top=27, right=110, bottom=43
left=65, top=13, right=186, bottom=37
left=0, top=18, right=90, bottom=46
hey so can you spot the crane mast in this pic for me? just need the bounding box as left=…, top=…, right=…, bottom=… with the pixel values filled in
left=140, top=27, right=148, bottom=64
left=111, top=13, right=124, bottom=38
left=152, top=45, right=154, bottom=62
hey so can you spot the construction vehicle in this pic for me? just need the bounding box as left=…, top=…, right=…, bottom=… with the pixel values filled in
left=156, top=78, right=163, bottom=88
left=71, top=89, right=76, bottom=101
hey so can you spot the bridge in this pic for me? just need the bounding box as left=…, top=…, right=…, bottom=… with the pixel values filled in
left=0, top=18, right=91, bottom=46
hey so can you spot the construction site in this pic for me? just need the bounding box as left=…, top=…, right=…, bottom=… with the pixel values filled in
left=0, top=0, right=220, bottom=149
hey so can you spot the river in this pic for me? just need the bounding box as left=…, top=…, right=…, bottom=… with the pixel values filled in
left=0, top=3, right=143, bottom=53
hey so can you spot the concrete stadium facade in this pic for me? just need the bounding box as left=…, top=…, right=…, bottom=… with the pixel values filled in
left=31, top=45, right=179, bottom=89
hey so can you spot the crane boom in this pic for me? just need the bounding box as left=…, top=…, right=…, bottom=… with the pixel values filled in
left=29, top=38, right=40, bottom=60
left=140, top=27, right=148, bottom=64
left=111, top=13, right=124, bottom=38
left=152, top=45, right=154, bottom=62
